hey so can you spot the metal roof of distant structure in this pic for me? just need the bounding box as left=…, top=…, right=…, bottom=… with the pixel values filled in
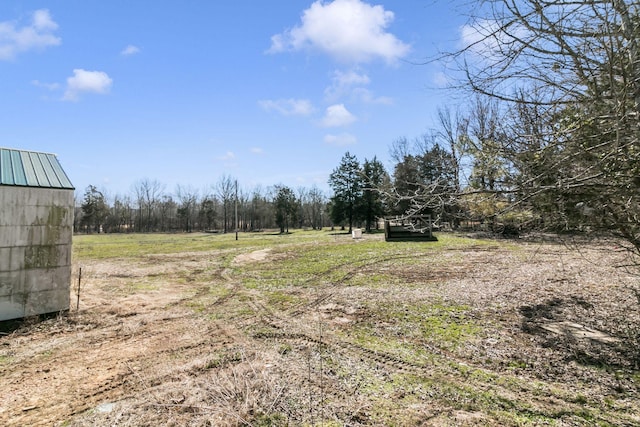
left=0, top=148, right=74, bottom=189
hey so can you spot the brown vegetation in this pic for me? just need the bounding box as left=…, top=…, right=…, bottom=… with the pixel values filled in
left=0, top=232, right=639, bottom=426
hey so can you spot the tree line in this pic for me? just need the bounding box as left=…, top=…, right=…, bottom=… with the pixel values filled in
left=75, top=176, right=329, bottom=234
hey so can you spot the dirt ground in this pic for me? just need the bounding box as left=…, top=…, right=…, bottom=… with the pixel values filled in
left=1, top=233, right=639, bottom=426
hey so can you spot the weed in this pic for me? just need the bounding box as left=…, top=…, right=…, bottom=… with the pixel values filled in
left=127, top=282, right=159, bottom=292
left=277, top=344, right=292, bottom=355
left=355, top=300, right=479, bottom=352
left=204, top=349, right=243, bottom=369
left=507, top=359, right=528, bottom=370
left=265, top=291, right=301, bottom=309
left=253, top=412, right=288, bottom=426
left=572, top=393, right=589, bottom=405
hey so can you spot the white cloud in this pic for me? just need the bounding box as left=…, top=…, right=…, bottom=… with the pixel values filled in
left=32, top=10, right=58, bottom=31
left=268, top=0, right=410, bottom=65
left=0, top=9, right=60, bottom=60
left=121, top=44, right=140, bottom=56
left=218, top=151, right=236, bottom=161
left=432, top=71, right=452, bottom=88
left=351, top=87, right=393, bottom=105
left=258, top=98, right=314, bottom=116
left=325, top=69, right=393, bottom=104
left=459, top=19, right=498, bottom=55
left=324, top=132, right=357, bottom=146
left=250, top=147, right=264, bottom=155
left=333, top=69, right=371, bottom=87
left=31, top=79, right=60, bottom=91
left=321, top=104, right=356, bottom=127
left=63, top=69, right=113, bottom=101
left=325, top=69, right=369, bottom=100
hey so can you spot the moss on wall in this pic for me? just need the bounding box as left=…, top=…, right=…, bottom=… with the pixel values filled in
left=24, top=205, right=68, bottom=269
left=24, top=245, right=60, bottom=269
left=45, top=205, right=67, bottom=244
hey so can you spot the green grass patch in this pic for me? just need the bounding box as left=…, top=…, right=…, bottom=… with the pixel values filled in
left=73, top=230, right=323, bottom=260
left=127, top=282, right=159, bottom=292
left=351, top=300, right=479, bottom=354
left=229, top=236, right=470, bottom=290
left=265, top=290, right=303, bottom=309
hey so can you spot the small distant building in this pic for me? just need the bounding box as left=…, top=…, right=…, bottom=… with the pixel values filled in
left=0, top=148, right=74, bottom=321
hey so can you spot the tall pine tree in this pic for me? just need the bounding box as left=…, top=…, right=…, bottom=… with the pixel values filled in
left=328, top=152, right=363, bottom=233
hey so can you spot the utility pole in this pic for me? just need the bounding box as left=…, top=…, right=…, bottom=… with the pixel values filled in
left=235, top=179, right=238, bottom=241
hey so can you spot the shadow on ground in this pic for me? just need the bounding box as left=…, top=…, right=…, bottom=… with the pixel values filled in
left=519, top=297, right=639, bottom=370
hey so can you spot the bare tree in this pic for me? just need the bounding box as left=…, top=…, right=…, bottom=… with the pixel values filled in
left=176, top=185, right=199, bottom=232
left=237, top=186, right=249, bottom=231
left=248, top=185, right=272, bottom=231
left=216, top=175, right=236, bottom=233
left=133, top=178, right=166, bottom=232
left=106, top=193, right=133, bottom=232
left=296, top=187, right=310, bottom=229
left=385, top=133, right=461, bottom=227
left=389, top=136, right=413, bottom=164
left=435, top=106, right=467, bottom=194
left=307, top=185, right=327, bottom=230
left=449, top=0, right=640, bottom=247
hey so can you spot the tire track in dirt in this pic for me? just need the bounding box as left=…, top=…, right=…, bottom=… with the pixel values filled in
left=250, top=329, right=630, bottom=426
left=229, top=246, right=634, bottom=427
left=281, top=252, right=430, bottom=317
left=220, top=249, right=448, bottom=374
left=252, top=331, right=429, bottom=373
left=0, top=305, right=236, bottom=426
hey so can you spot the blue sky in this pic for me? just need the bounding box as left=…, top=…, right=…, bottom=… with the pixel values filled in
left=0, top=0, right=469, bottom=198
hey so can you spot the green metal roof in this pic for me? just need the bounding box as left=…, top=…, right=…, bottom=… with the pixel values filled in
left=0, top=148, right=74, bottom=189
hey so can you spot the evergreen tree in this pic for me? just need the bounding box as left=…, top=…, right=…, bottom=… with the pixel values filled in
left=390, top=142, right=459, bottom=223
left=80, top=185, right=109, bottom=233
left=274, top=185, right=298, bottom=233
left=361, top=157, right=388, bottom=232
left=328, top=152, right=363, bottom=232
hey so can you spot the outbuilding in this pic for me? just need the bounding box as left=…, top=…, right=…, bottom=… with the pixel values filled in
left=0, top=148, right=74, bottom=321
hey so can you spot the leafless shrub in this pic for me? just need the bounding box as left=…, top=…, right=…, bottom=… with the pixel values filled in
left=200, top=354, right=290, bottom=425
left=622, top=286, right=640, bottom=369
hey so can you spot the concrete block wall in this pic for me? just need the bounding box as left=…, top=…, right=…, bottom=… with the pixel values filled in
left=0, top=186, right=73, bottom=321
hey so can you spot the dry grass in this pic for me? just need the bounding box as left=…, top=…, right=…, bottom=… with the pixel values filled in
left=0, top=231, right=639, bottom=426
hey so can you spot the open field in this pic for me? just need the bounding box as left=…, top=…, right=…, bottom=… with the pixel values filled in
left=1, top=230, right=640, bottom=426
